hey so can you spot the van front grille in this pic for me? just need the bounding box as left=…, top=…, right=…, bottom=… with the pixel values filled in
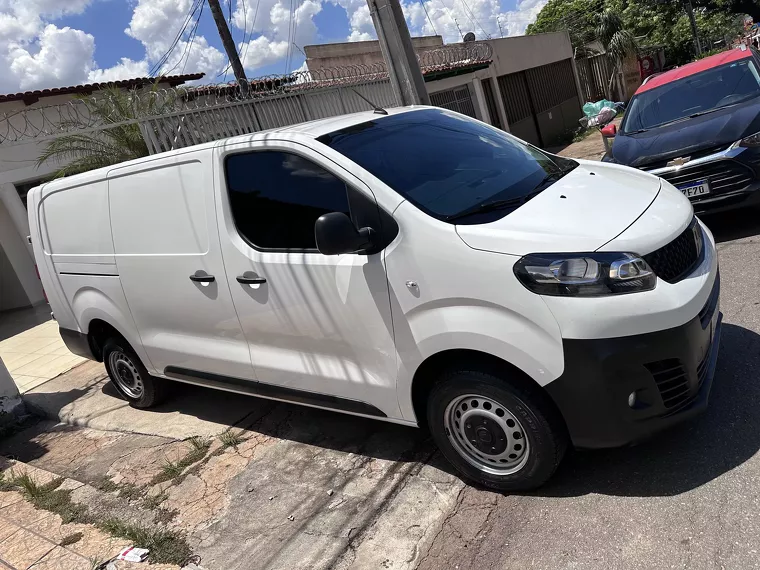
left=643, top=218, right=703, bottom=284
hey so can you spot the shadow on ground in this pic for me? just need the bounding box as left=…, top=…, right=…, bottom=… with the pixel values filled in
left=9, top=323, right=760, bottom=500
left=702, top=207, right=760, bottom=243
left=533, top=322, right=760, bottom=498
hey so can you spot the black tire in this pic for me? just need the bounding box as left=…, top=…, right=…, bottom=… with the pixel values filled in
left=427, top=368, right=567, bottom=491
left=102, top=338, right=168, bottom=409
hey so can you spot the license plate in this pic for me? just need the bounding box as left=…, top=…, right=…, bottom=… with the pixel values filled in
left=678, top=180, right=710, bottom=198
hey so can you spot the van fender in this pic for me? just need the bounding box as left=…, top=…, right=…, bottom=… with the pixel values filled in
left=69, top=285, right=154, bottom=373
left=394, top=301, right=564, bottom=422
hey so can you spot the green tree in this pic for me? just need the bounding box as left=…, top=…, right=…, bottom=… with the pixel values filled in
left=37, top=85, right=177, bottom=177
left=526, top=0, right=601, bottom=51
left=596, top=8, right=639, bottom=97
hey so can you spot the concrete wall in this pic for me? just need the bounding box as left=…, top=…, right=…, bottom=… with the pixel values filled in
left=486, top=32, right=574, bottom=76
left=0, top=78, right=179, bottom=310
left=305, top=36, right=444, bottom=71
left=0, top=197, right=42, bottom=311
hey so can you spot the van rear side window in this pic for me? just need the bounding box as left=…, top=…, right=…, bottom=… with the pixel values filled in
left=224, top=151, right=351, bottom=250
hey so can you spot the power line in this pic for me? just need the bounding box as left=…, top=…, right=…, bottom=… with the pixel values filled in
left=162, top=0, right=204, bottom=76
left=150, top=0, right=202, bottom=76
left=459, top=0, right=490, bottom=39
left=284, top=0, right=295, bottom=72
left=242, top=0, right=260, bottom=72
left=419, top=0, right=438, bottom=36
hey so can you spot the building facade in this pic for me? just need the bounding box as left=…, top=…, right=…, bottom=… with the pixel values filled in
left=305, top=32, right=584, bottom=148
left=0, top=74, right=203, bottom=313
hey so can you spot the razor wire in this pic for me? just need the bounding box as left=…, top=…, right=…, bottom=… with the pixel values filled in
left=0, top=42, right=493, bottom=147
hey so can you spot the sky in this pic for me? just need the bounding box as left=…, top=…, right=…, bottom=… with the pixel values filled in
left=0, top=0, right=547, bottom=93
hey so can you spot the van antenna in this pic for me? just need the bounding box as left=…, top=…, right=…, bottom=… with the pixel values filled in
left=351, top=88, right=388, bottom=115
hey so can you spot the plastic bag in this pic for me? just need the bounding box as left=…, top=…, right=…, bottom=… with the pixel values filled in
left=583, top=99, right=616, bottom=118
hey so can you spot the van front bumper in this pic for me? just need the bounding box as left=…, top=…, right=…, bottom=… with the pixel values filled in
left=545, top=278, right=722, bottom=449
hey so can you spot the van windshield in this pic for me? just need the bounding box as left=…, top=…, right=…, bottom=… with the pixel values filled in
left=317, top=109, right=576, bottom=223
left=622, top=58, right=760, bottom=133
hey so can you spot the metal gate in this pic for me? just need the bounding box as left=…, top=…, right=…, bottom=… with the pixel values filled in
left=429, top=86, right=477, bottom=118
left=481, top=78, right=503, bottom=130
left=497, top=58, right=582, bottom=147
left=498, top=72, right=540, bottom=146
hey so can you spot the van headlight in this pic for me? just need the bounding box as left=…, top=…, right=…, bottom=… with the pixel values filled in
left=514, top=253, right=656, bottom=296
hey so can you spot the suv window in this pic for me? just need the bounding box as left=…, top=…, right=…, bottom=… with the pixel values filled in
left=225, top=151, right=351, bottom=250
left=622, top=58, right=760, bottom=133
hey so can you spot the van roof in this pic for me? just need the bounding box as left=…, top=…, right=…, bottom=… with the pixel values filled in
left=39, top=106, right=425, bottom=192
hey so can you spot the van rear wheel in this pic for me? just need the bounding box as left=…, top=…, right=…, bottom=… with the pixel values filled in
left=427, top=369, right=566, bottom=491
left=102, top=338, right=167, bottom=409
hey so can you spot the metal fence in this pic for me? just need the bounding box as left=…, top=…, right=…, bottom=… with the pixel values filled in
left=0, top=42, right=493, bottom=155
left=575, top=53, right=614, bottom=102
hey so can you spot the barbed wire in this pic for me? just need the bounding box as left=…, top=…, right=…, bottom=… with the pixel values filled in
left=0, top=42, right=493, bottom=145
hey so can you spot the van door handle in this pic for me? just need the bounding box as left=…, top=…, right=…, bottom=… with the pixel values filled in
left=189, top=272, right=215, bottom=283
left=236, top=274, right=267, bottom=285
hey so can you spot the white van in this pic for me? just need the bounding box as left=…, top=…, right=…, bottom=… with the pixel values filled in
left=28, top=107, right=721, bottom=490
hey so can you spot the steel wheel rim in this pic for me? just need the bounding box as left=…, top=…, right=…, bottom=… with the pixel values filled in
left=444, top=394, right=530, bottom=475
left=108, top=351, right=144, bottom=399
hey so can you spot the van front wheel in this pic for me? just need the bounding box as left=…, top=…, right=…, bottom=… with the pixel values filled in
left=427, top=369, right=566, bottom=491
left=102, top=338, right=167, bottom=409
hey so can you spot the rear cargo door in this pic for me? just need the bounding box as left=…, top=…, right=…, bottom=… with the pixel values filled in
left=108, top=154, right=255, bottom=381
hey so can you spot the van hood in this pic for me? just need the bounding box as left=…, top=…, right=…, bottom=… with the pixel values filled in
left=612, top=100, right=760, bottom=168
left=455, top=161, right=661, bottom=256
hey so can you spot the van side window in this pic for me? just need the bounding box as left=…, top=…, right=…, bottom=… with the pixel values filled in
left=225, top=151, right=351, bottom=250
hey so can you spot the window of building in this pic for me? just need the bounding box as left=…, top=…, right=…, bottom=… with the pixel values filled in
left=224, top=151, right=351, bottom=250
left=14, top=179, right=47, bottom=209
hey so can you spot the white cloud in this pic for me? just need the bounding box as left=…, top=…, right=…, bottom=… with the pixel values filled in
left=7, top=24, right=95, bottom=90
left=239, top=36, right=290, bottom=69
left=88, top=57, right=150, bottom=82
left=233, top=0, right=322, bottom=72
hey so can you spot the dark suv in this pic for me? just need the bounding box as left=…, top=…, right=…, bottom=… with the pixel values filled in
left=603, top=47, right=760, bottom=214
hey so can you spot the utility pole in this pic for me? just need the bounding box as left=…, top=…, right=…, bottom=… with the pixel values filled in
left=683, top=0, right=702, bottom=56
left=207, top=0, right=250, bottom=97
left=366, top=0, right=430, bottom=106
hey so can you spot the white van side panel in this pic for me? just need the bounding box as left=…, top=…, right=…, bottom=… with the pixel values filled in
left=29, top=179, right=149, bottom=365
left=40, top=181, right=114, bottom=256
left=108, top=153, right=254, bottom=380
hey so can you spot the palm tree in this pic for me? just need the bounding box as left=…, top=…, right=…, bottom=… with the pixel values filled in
left=596, top=9, right=639, bottom=99
left=37, top=85, right=177, bottom=178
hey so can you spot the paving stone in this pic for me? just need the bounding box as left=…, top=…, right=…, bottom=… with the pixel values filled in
left=0, top=527, right=56, bottom=569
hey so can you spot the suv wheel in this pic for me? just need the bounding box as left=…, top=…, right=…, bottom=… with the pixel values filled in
left=102, top=338, right=167, bottom=409
left=428, top=368, right=567, bottom=491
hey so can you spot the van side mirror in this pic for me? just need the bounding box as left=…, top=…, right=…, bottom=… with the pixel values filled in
left=315, top=212, right=373, bottom=255
left=601, top=123, right=617, bottom=137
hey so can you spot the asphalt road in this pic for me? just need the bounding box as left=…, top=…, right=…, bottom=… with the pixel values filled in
left=416, top=208, right=760, bottom=570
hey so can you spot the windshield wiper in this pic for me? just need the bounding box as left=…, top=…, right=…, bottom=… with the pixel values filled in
left=689, top=108, right=723, bottom=118
left=445, top=189, right=544, bottom=222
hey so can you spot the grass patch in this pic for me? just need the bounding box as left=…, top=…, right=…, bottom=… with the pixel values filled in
left=96, top=518, right=192, bottom=565
left=0, top=472, right=17, bottom=492
left=92, top=477, right=118, bottom=493
left=572, top=127, right=595, bottom=143
left=117, top=483, right=144, bottom=502
left=219, top=429, right=247, bottom=450
left=60, top=531, right=84, bottom=546
left=9, top=472, right=195, bottom=565
left=153, top=506, right=178, bottom=524
left=150, top=437, right=211, bottom=485
left=142, top=491, right=167, bottom=510
left=13, top=473, right=91, bottom=524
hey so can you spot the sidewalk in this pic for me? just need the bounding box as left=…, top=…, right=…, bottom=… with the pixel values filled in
left=3, top=361, right=463, bottom=570
left=0, top=460, right=180, bottom=570
left=0, top=308, right=85, bottom=394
